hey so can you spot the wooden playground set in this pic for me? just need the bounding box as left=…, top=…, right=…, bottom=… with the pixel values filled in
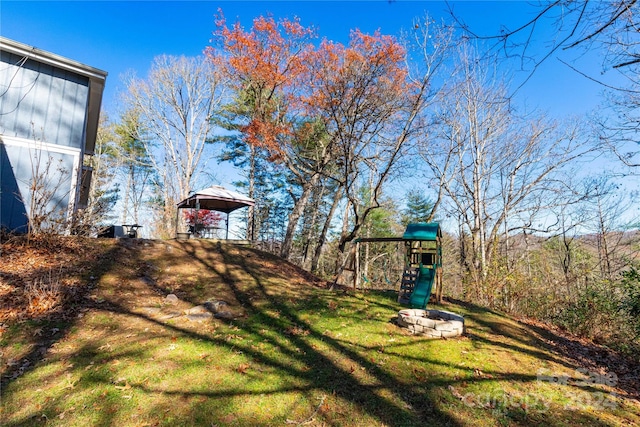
left=353, top=222, right=464, bottom=338
left=352, top=222, right=443, bottom=309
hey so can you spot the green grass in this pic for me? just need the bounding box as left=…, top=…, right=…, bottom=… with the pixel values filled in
left=1, top=239, right=638, bottom=426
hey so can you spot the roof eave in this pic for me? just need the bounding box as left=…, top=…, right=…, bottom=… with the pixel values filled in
left=0, top=36, right=108, bottom=81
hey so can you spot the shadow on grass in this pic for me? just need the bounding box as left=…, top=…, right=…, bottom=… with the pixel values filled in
left=176, top=241, right=455, bottom=425
left=524, top=320, right=640, bottom=401
left=449, top=298, right=640, bottom=401
left=0, top=238, right=133, bottom=427
left=2, top=239, right=633, bottom=426
left=0, top=239, right=123, bottom=390
left=177, top=242, right=622, bottom=426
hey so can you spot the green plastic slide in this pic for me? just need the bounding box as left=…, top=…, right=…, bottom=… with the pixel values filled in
left=409, top=264, right=435, bottom=309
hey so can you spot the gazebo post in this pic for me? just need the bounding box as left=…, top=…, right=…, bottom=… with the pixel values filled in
left=174, top=206, right=180, bottom=237
left=194, top=200, right=200, bottom=237
left=225, top=212, right=230, bottom=240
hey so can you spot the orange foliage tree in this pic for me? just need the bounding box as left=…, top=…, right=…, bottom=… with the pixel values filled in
left=208, top=12, right=446, bottom=278
left=303, top=30, right=418, bottom=258
left=207, top=11, right=315, bottom=157
left=207, top=12, right=316, bottom=242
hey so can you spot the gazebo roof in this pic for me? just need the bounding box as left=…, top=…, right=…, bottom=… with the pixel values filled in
left=176, top=185, right=254, bottom=213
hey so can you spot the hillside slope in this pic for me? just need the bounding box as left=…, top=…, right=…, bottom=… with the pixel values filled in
left=1, top=237, right=639, bottom=426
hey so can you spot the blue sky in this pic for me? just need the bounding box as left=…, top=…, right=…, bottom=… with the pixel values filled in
left=3, top=0, right=637, bottom=231
left=1, top=0, right=617, bottom=118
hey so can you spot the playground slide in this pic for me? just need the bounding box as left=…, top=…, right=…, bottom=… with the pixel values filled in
left=409, top=265, right=435, bottom=309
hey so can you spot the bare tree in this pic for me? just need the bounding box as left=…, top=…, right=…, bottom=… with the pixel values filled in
left=278, top=120, right=337, bottom=260
left=310, top=183, right=343, bottom=274
left=24, top=127, right=72, bottom=235
left=123, top=55, right=226, bottom=237
left=581, top=176, right=640, bottom=280
left=452, top=1, right=640, bottom=82
left=420, top=43, right=597, bottom=293
left=452, top=1, right=640, bottom=181
left=71, top=114, right=120, bottom=235
left=596, top=88, right=640, bottom=174
left=26, top=151, right=71, bottom=235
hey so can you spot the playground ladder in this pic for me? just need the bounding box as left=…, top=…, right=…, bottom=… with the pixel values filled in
left=397, top=267, right=418, bottom=305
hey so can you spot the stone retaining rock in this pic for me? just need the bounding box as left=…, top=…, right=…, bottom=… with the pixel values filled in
left=204, top=300, right=228, bottom=312
left=154, top=296, right=234, bottom=322
left=214, top=311, right=234, bottom=320
left=184, top=305, right=209, bottom=315
left=164, top=294, right=179, bottom=305
left=186, top=312, right=213, bottom=322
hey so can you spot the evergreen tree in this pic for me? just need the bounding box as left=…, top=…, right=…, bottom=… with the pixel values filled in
left=113, top=109, right=154, bottom=225
left=401, top=190, right=435, bottom=225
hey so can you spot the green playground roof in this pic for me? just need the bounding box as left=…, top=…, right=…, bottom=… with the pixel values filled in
left=402, top=222, right=440, bottom=241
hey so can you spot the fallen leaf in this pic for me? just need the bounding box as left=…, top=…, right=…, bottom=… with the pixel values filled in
left=448, top=385, right=464, bottom=400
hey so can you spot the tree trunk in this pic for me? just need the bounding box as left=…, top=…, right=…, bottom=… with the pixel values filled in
left=247, top=145, right=256, bottom=241
left=121, top=164, right=132, bottom=224
left=311, top=186, right=343, bottom=273
left=281, top=174, right=319, bottom=260
left=301, top=183, right=325, bottom=270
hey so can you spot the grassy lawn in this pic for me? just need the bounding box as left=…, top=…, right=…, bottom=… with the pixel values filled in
left=1, top=239, right=639, bottom=426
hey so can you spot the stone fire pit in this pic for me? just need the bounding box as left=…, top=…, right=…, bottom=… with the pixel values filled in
left=396, top=308, right=465, bottom=338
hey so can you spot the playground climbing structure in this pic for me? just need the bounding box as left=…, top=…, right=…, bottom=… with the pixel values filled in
left=397, top=223, right=443, bottom=308
left=352, top=222, right=443, bottom=308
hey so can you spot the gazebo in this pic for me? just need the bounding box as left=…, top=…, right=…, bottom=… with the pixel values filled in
left=176, top=185, right=254, bottom=240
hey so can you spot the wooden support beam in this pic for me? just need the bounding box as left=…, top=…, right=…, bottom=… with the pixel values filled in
left=354, top=237, right=405, bottom=243
left=353, top=241, right=360, bottom=290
